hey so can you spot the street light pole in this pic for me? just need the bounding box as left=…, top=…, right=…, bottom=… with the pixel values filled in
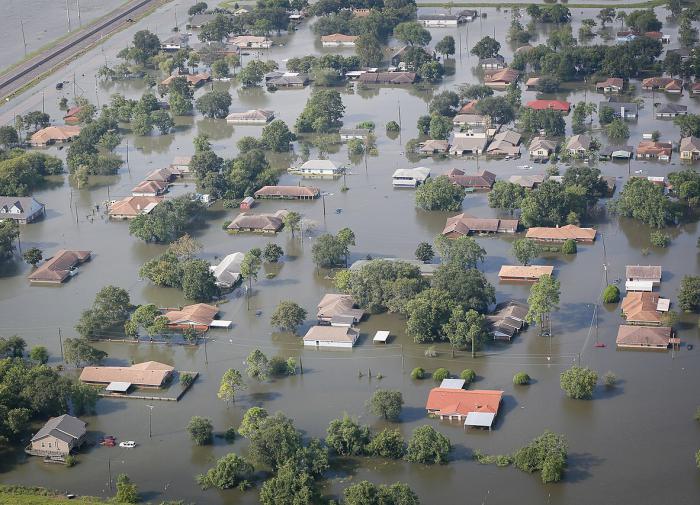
left=146, top=405, right=154, bottom=438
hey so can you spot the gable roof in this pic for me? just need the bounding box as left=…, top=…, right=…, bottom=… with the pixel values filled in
left=358, top=72, right=417, bottom=84
left=656, top=103, right=687, bottom=114
left=680, top=136, right=700, bottom=152
left=30, top=125, right=81, bottom=145
left=132, top=179, right=168, bottom=194
left=616, top=325, right=671, bottom=347
left=596, top=77, right=624, bottom=89
left=526, top=224, right=596, bottom=242
left=529, top=137, right=557, bottom=152
left=80, top=362, right=174, bottom=387
left=446, top=169, right=495, bottom=188
left=0, top=196, right=45, bottom=220
left=164, top=303, right=218, bottom=326
left=426, top=388, right=503, bottom=417
left=567, top=134, right=591, bottom=151
left=625, top=265, right=662, bottom=281
left=621, top=292, right=662, bottom=324
left=317, top=293, right=364, bottom=320
left=320, top=33, right=358, bottom=43
left=227, top=210, right=288, bottom=231
left=303, top=326, right=359, bottom=343
left=498, top=265, right=554, bottom=279
left=254, top=186, right=320, bottom=198
left=146, top=167, right=180, bottom=182
left=485, top=68, right=519, bottom=83
left=211, top=252, right=245, bottom=286
left=28, top=250, right=91, bottom=283
left=31, top=414, right=86, bottom=443
left=108, top=196, right=162, bottom=217
left=526, top=99, right=570, bottom=112
left=442, top=213, right=518, bottom=235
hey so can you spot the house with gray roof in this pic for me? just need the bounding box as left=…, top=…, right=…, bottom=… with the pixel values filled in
left=655, top=103, right=687, bottom=118
left=599, top=100, right=638, bottom=119
left=28, top=414, right=86, bottom=457
left=0, top=196, right=45, bottom=223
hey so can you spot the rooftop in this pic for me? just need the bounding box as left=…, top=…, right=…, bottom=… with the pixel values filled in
left=28, top=250, right=91, bottom=283
left=165, top=303, right=219, bottom=326
left=31, top=414, right=86, bottom=443
left=303, top=325, right=359, bottom=343
left=426, top=388, right=503, bottom=417
left=80, top=361, right=174, bottom=387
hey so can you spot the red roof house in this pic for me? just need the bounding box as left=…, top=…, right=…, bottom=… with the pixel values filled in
left=526, top=100, right=571, bottom=113
left=426, top=388, right=504, bottom=428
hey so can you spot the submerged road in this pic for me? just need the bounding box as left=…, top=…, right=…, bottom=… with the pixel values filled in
left=0, top=0, right=164, bottom=101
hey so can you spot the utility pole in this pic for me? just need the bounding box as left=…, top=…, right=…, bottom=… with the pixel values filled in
left=146, top=405, right=154, bottom=438
left=108, top=459, right=112, bottom=490
left=20, top=19, right=27, bottom=56
left=299, top=356, right=303, bottom=374
left=77, top=0, right=82, bottom=26
left=42, top=90, right=45, bottom=113
left=66, top=0, right=72, bottom=32
left=203, top=333, right=208, bottom=364
left=321, top=193, right=326, bottom=218
left=59, top=328, right=64, bottom=363
left=397, top=99, right=402, bottom=145
left=601, top=233, right=608, bottom=284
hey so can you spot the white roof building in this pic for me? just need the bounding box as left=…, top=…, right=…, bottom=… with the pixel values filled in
left=392, top=167, right=431, bottom=187
left=210, top=252, right=245, bottom=288
left=290, top=159, right=343, bottom=176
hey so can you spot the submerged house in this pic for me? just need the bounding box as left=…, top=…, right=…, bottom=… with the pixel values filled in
left=636, top=141, right=672, bottom=161
left=28, top=250, right=91, bottom=284
left=484, top=68, right=519, bottom=90
left=0, top=196, right=46, bottom=223
left=486, top=130, right=521, bottom=157
left=320, top=33, right=358, bottom=46
left=392, top=167, right=431, bottom=187
left=289, top=159, right=343, bottom=177
left=529, top=137, right=558, bottom=159
left=486, top=301, right=529, bottom=341
left=621, top=292, right=669, bottom=326
left=596, top=77, right=624, bottom=93
left=625, top=265, right=662, bottom=292
left=29, top=125, right=81, bottom=146
left=225, top=109, right=275, bottom=124
left=526, top=224, right=596, bottom=243
left=229, top=35, right=272, bottom=48
left=449, top=135, right=488, bottom=155
left=425, top=388, right=504, bottom=429
left=442, top=214, right=518, bottom=238
left=303, top=326, right=360, bottom=348
left=80, top=361, right=175, bottom=389
left=526, top=99, right=570, bottom=114
left=210, top=252, right=245, bottom=289
left=28, top=415, right=86, bottom=458
left=641, top=77, right=683, bottom=93
left=108, top=196, right=161, bottom=219
left=317, top=293, right=365, bottom=326
left=132, top=179, right=168, bottom=197
left=655, top=103, right=687, bottom=119
left=680, top=136, right=700, bottom=161
left=164, top=303, right=230, bottom=331
left=498, top=265, right=554, bottom=282
left=419, top=139, right=449, bottom=155
left=599, top=100, right=638, bottom=119
left=615, top=325, right=672, bottom=350
left=446, top=169, right=496, bottom=189
left=508, top=174, right=546, bottom=189
left=254, top=185, right=320, bottom=200
left=358, top=72, right=417, bottom=85
left=227, top=210, right=288, bottom=233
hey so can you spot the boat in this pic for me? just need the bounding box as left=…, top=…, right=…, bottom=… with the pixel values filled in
left=119, top=441, right=136, bottom=448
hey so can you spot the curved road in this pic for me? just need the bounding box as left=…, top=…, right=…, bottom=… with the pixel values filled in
left=0, top=0, right=164, bottom=101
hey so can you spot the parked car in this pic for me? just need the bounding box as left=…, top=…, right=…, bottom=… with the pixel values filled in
left=119, top=441, right=136, bottom=448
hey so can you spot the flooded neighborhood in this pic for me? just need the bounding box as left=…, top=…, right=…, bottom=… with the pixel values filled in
left=0, top=1, right=699, bottom=504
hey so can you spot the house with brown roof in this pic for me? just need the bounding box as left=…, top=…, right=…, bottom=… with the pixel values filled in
left=29, top=125, right=81, bottom=146
left=419, top=139, right=449, bottom=154
left=680, top=136, right=700, bottom=161
left=63, top=106, right=86, bottom=123
left=486, top=300, right=529, bottom=341
left=0, top=196, right=46, bottom=223
left=146, top=167, right=181, bottom=183
left=171, top=155, right=192, bottom=173
left=80, top=361, right=174, bottom=389
left=458, top=100, right=479, bottom=114
left=442, top=213, right=518, bottom=238
left=567, top=134, right=591, bottom=156
left=508, top=174, right=546, bottom=189
left=28, top=414, right=86, bottom=458
left=108, top=196, right=162, bottom=219
left=317, top=293, right=365, bottom=326
left=525, top=77, right=540, bottom=89
left=636, top=141, right=672, bottom=161
left=641, top=77, right=683, bottom=93
left=596, top=77, right=624, bottom=93
left=625, top=265, right=662, bottom=291
left=526, top=99, right=571, bottom=113
left=484, top=68, right=519, bottom=90
left=498, top=265, right=554, bottom=282
left=229, top=35, right=272, bottom=48
left=426, top=388, right=504, bottom=429
left=615, top=325, right=672, bottom=350
left=164, top=303, right=220, bottom=331
left=227, top=209, right=288, bottom=233
left=692, top=82, right=700, bottom=95
left=529, top=137, right=558, bottom=159
left=160, top=72, right=211, bottom=88
left=303, top=326, right=360, bottom=348
left=358, top=72, right=417, bottom=85
left=321, top=33, right=358, bottom=46
left=621, top=292, right=668, bottom=325
left=132, top=179, right=169, bottom=197
left=486, top=130, right=521, bottom=157
left=28, top=250, right=91, bottom=284
left=526, top=224, right=596, bottom=243
left=446, top=169, right=496, bottom=189
left=254, top=186, right=320, bottom=200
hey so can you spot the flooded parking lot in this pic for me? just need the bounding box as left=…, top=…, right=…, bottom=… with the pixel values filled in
left=0, top=3, right=699, bottom=504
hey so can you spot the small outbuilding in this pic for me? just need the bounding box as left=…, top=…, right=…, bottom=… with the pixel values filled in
left=303, top=326, right=360, bottom=348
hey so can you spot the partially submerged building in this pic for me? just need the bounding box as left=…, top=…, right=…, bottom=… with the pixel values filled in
left=28, top=414, right=86, bottom=458
left=29, top=125, right=81, bottom=146
left=254, top=186, right=320, bottom=200
left=498, top=265, right=554, bottom=282
left=625, top=265, right=662, bottom=292
left=446, top=169, right=496, bottom=189
left=225, top=109, right=275, bottom=124
left=303, top=326, right=360, bottom=348
left=28, top=250, right=91, bottom=284
left=525, top=224, right=596, bottom=243
left=425, top=388, right=504, bottom=429
left=442, top=214, right=518, bottom=238
left=486, top=301, right=529, bottom=341
left=80, top=361, right=175, bottom=390
left=108, top=196, right=162, bottom=219
left=227, top=210, right=288, bottom=233
left=317, top=293, right=365, bottom=326
left=621, top=292, right=669, bottom=325
left=615, top=325, right=673, bottom=350
left=164, top=303, right=230, bottom=331
left=392, top=167, right=431, bottom=187
left=289, top=159, right=343, bottom=177
left=0, top=196, right=46, bottom=223
left=210, top=252, right=245, bottom=289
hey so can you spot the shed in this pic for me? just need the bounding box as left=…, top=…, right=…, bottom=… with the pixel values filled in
left=373, top=330, right=390, bottom=343
left=303, top=326, right=359, bottom=348
left=465, top=412, right=497, bottom=429
left=440, top=378, right=466, bottom=389
left=106, top=382, right=131, bottom=393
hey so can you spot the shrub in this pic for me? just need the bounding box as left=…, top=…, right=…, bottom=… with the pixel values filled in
left=696, top=449, right=700, bottom=469
left=64, top=455, right=76, bottom=467
left=560, top=366, right=598, bottom=400
left=561, top=239, right=577, bottom=254
left=367, top=428, right=405, bottom=459
left=224, top=427, right=237, bottom=442
left=411, top=367, right=425, bottom=379
left=269, top=356, right=295, bottom=376
left=424, top=346, right=438, bottom=357
left=460, top=369, right=476, bottom=384
left=695, top=406, right=700, bottom=422
left=602, top=371, right=616, bottom=388
left=602, top=285, right=620, bottom=304
left=386, top=121, right=400, bottom=132
left=650, top=231, right=670, bottom=247
left=513, top=372, right=531, bottom=385
left=187, top=416, right=213, bottom=445
left=405, top=425, right=451, bottom=465
left=180, top=372, right=195, bottom=387
left=433, top=368, right=450, bottom=382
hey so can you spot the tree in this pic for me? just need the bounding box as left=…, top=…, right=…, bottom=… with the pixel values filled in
left=0, top=125, right=19, bottom=147
left=526, top=275, right=560, bottom=328
left=626, top=10, right=661, bottom=33
left=415, top=176, right=465, bottom=211
left=602, top=285, right=620, bottom=303
left=433, top=368, right=451, bottom=382
left=239, top=406, right=269, bottom=438
left=75, top=286, right=131, bottom=340
left=367, top=389, right=404, bottom=421
left=0, top=220, right=19, bottom=260
left=115, top=474, right=139, bottom=504
left=606, top=118, right=630, bottom=143
left=475, top=96, right=515, bottom=125
left=187, top=416, right=213, bottom=445
left=150, top=110, right=174, bottom=134
left=459, top=84, right=493, bottom=100
left=240, top=248, right=262, bottom=304
left=0, top=335, right=26, bottom=358
left=471, top=36, right=501, bottom=59
left=435, top=35, right=455, bottom=58
left=678, top=276, right=700, bottom=312
left=217, top=368, right=245, bottom=405
left=262, top=242, right=284, bottom=263
left=188, top=2, right=208, bottom=15
left=271, top=301, right=307, bottom=333
left=29, top=346, right=49, bottom=364
left=199, top=13, right=234, bottom=42
left=168, top=233, right=202, bottom=260
left=246, top=349, right=270, bottom=380
left=344, top=481, right=419, bottom=505
left=22, top=247, right=43, bottom=267
left=411, top=367, right=425, bottom=379
left=560, top=366, right=598, bottom=399
left=195, top=90, right=232, bottom=118
left=597, top=8, right=615, bottom=26
left=283, top=211, right=301, bottom=238
left=238, top=60, right=272, bottom=87
left=598, top=106, right=615, bottom=125
left=393, top=21, right=431, bottom=46
left=428, top=114, right=452, bottom=139
left=513, top=431, right=568, bottom=483
left=295, top=89, right=345, bottom=133
left=415, top=242, right=434, bottom=262
left=244, top=412, right=303, bottom=471
left=211, top=58, right=230, bottom=78
left=355, top=34, right=384, bottom=67
left=196, top=453, right=253, bottom=490
left=129, top=196, right=205, bottom=243
left=405, top=288, right=456, bottom=343
left=181, top=259, right=219, bottom=301
left=535, top=75, right=560, bottom=93
left=311, top=234, right=346, bottom=268
left=261, top=120, right=294, bottom=152
left=512, top=239, right=540, bottom=266
left=63, top=338, right=107, bottom=367
left=434, top=235, right=486, bottom=270
left=429, top=91, right=460, bottom=117
left=259, top=460, right=316, bottom=505
left=674, top=114, right=700, bottom=138
left=367, top=428, right=406, bottom=459
left=344, top=259, right=425, bottom=314
left=405, top=425, right=451, bottom=464
left=489, top=181, right=525, bottom=213
left=611, top=178, right=676, bottom=228
left=326, top=415, right=370, bottom=456
left=442, top=307, right=489, bottom=355
left=513, top=372, right=530, bottom=385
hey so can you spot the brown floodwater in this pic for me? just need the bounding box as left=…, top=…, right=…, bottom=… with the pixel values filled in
left=0, top=3, right=699, bottom=505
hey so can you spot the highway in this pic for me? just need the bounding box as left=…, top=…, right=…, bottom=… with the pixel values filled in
left=0, top=0, right=164, bottom=101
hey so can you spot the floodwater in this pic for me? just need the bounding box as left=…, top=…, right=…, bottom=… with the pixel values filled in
left=1, top=3, right=700, bottom=505
left=0, top=0, right=129, bottom=72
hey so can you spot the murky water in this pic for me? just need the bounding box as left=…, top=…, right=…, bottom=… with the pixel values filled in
left=0, top=3, right=699, bottom=505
